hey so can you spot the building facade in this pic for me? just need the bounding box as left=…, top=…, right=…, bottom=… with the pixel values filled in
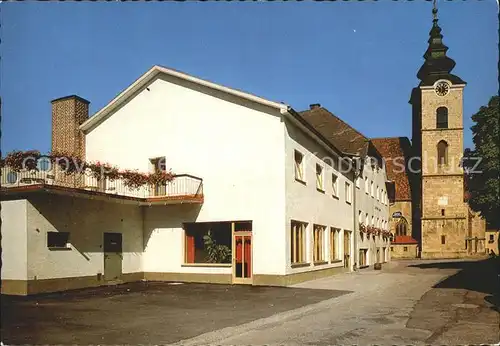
left=1, top=66, right=366, bottom=295
left=300, top=106, right=391, bottom=268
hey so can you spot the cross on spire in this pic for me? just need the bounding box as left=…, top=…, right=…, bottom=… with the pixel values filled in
left=432, top=0, right=438, bottom=25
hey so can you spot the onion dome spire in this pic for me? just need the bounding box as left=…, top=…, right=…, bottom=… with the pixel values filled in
left=416, top=0, right=466, bottom=86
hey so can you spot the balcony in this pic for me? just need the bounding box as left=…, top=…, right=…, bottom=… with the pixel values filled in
left=1, top=167, right=204, bottom=205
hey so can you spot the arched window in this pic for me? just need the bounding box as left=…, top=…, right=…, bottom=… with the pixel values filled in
left=437, top=140, right=448, bottom=165
left=395, top=218, right=408, bottom=237
left=436, top=107, right=448, bottom=129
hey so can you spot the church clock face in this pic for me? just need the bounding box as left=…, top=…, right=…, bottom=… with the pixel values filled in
left=435, top=81, right=450, bottom=96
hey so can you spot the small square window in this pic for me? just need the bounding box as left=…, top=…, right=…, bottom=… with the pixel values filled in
left=403, top=246, right=408, bottom=252
left=332, top=174, right=339, bottom=197
left=294, top=150, right=304, bottom=182
left=47, top=232, right=70, bottom=248
left=489, top=234, right=494, bottom=243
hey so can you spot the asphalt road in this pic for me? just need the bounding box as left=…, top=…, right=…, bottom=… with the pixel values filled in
left=1, top=281, right=348, bottom=344
left=2, top=258, right=498, bottom=345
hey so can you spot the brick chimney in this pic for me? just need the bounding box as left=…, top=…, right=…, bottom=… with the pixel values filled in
left=51, top=95, right=90, bottom=160
left=309, top=103, right=321, bottom=110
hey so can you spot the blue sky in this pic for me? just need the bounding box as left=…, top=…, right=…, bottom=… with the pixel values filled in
left=1, top=1, right=498, bottom=154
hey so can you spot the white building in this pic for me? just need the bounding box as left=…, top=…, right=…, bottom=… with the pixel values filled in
left=300, top=105, right=391, bottom=267
left=1, top=65, right=363, bottom=295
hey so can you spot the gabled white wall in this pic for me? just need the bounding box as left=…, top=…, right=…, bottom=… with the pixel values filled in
left=85, top=75, right=286, bottom=276
left=1, top=200, right=28, bottom=280
left=284, top=118, right=355, bottom=275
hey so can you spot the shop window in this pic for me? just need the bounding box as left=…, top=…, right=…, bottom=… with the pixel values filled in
left=184, top=222, right=232, bottom=264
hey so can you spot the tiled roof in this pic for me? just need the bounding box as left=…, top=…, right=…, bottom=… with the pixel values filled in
left=393, top=235, right=418, bottom=244
left=299, top=107, right=370, bottom=157
left=371, top=137, right=413, bottom=201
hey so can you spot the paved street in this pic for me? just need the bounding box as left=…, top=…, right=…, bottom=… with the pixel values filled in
left=1, top=281, right=347, bottom=345
left=2, top=258, right=498, bottom=345
left=177, top=258, right=499, bottom=345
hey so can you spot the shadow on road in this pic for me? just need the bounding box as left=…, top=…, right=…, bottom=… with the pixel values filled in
left=408, top=258, right=500, bottom=310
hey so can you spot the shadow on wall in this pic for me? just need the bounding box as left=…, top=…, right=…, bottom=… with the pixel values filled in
left=408, top=258, right=500, bottom=311
left=29, top=193, right=203, bottom=259
left=142, top=203, right=202, bottom=250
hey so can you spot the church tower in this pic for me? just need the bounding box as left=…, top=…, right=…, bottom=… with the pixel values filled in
left=410, top=1, right=469, bottom=258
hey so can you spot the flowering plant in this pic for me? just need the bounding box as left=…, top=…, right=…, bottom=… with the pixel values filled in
left=366, top=225, right=375, bottom=235
left=359, top=223, right=366, bottom=232
left=120, top=170, right=150, bottom=190
left=2, top=150, right=178, bottom=191
left=49, top=152, right=86, bottom=175
left=4, top=150, right=41, bottom=171
left=148, top=171, right=175, bottom=186
left=86, top=161, right=120, bottom=181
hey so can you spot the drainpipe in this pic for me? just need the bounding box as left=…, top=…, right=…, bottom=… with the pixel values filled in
left=352, top=155, right=362, bottom=272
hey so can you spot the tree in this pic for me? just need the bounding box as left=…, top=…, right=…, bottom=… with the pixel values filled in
left=463, top=96, right=500, bottom=229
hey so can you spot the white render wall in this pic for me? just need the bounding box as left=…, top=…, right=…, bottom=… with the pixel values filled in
left=356, top=158, right=391, bottom=265
left=284, top=119, right=355, bottom=275
left=1, top=200, right=28, bottom=280
left=85, top=75, right=286, bottom=276
left=25, top=194, right=143, bottom=280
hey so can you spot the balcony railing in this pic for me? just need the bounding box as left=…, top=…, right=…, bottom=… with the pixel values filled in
left=1, top=167, right=203, bottom=200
